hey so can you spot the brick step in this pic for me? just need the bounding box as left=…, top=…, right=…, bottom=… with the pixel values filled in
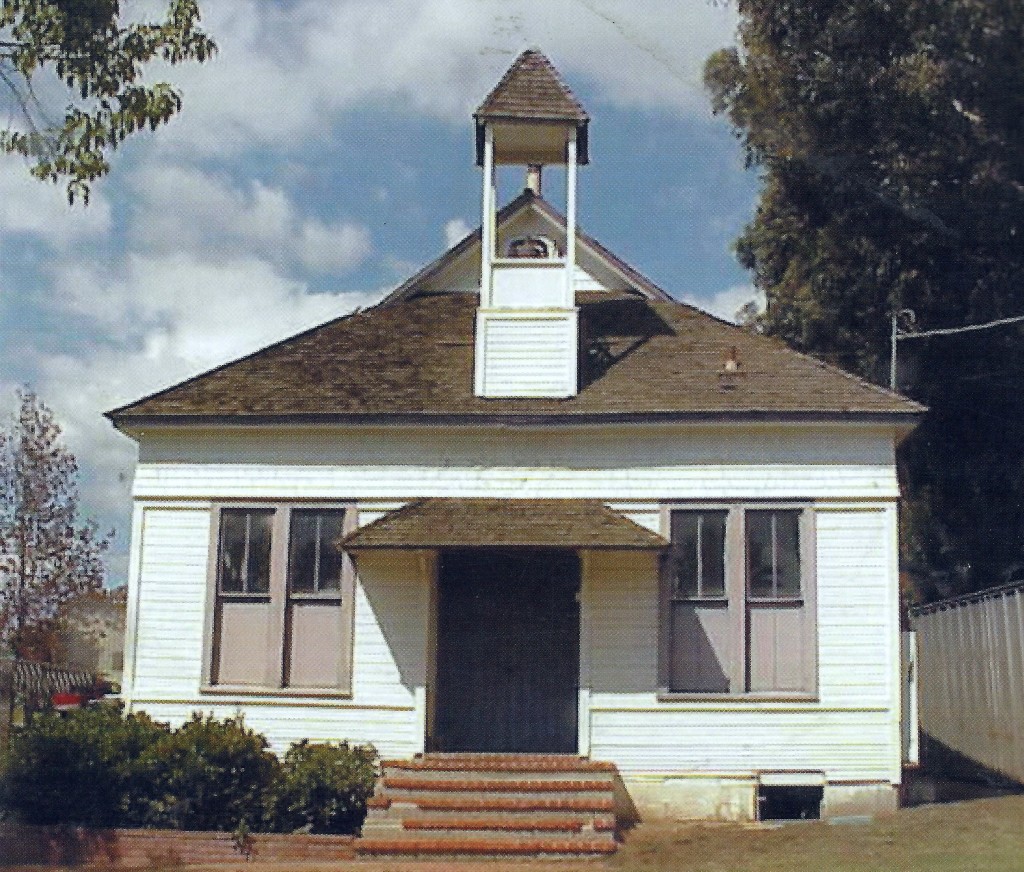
left=383, top=755, right=616, bottom=773
left=401, top=814, right=616, bottom=832
left=383, top=776, right=613, bottom=793
left=355, top=835, right=617, bottom=857
left=385, top=794, right=615, bottom=813
left=364, top=805, right=615, bottom=826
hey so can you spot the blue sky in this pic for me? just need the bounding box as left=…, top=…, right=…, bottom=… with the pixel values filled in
left=0, top=1, right=759, bottom=584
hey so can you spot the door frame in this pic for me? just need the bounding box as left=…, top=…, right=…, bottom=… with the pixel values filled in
left=425, top=547, right=583, bottom=754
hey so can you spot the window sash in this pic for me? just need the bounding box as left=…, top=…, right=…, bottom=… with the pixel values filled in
left=670, top=510, right=727, bottom=600
left=288, top=509, right=347, bottom=596
left=217, top=509, right=273, bottom=596
left=662, top=505, right=815, bottom=698
left=205, top=503, right=355, bottom=693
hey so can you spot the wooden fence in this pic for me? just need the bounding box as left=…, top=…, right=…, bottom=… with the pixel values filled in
left=909, top=581, right=1024, bottom=784
left=0, top=655, right=96, bottom=751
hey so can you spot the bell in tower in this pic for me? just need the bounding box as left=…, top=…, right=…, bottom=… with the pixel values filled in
left=473, top=49, right=589, bottom=398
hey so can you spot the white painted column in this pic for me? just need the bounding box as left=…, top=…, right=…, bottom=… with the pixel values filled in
left=480, top=126, right=496, bottom=308
left=565, top=129, right=578, bottom=308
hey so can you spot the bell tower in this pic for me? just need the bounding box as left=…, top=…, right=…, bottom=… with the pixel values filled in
left=473, top=50, right=590, bottom=398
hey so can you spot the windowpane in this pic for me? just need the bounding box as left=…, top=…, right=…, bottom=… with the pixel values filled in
left=700, top=513, right=726, bottom=597
left=746, top=511, right=776, bottom=598
left=670, top=513, right=699, bottom=598
left=316, top=512, right=347, bottom=591
left=288, top=512, right=319, bottom=592
left=670, top=511, right=727, bottom=598
left=218, top=511, right=247, bottom=593
left=774, top=511, right=802, bottom=598
left=288, top=509, right=347, bottom=593
left=246, top=511, right=273, bottom=594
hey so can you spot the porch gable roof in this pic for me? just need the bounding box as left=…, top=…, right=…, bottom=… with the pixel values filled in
left=341, top=498, right=668, bottom=550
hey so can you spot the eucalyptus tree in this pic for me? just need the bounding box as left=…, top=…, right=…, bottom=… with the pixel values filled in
left=705, top=0, right=1024, bottom=598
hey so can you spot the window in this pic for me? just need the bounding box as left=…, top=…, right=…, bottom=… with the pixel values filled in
left=206, top=504, right=355, bottom=693
left=662, top=506, right=816, bottom=697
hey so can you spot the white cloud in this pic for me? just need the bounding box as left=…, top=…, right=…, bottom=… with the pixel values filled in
left=444, top=218, right=472, bottom=248
left=129, top=165, right=371, bottom=274
left=0, top=162, right=111, bottom=243
left=688, top=283, right=765, bottom=324
left=22, top=251, right=387, bottom=583
left=153, top=0, right=737, bottom=155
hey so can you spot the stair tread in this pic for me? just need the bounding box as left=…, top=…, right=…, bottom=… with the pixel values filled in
left=384, top=755, right=616, bottom=773
left=384, top=776, right=613, bottom=792
left=392, top=795, right=615, bottom=811
left=356, top=835, right=616, bottom=856
left=402, top=816, right=587, bottom=832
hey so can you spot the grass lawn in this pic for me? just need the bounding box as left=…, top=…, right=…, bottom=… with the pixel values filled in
left=607, top=794, right=1024, bottom=872
left=11, top=794, right=1024, bottom=872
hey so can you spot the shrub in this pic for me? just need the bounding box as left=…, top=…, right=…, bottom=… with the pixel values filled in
left=136, top=713, right=280, bottom=831
left=0, top=703, right=167, bottom=827
left=266, top=740, right=378, bottom=834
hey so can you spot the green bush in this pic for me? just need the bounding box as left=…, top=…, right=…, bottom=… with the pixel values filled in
left=0, top=708, right=377, bottom=835
left=0, top=704, right=167, bottom=827
left=266, top=740, right=378, bottom=834
left=136, top=713, right=280, bottom=831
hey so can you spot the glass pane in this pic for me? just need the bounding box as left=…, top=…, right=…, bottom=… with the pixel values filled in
left=288, top=512, right=319, bottom=592
left=746, top=511, right=776, bottom=598
left=218, top=511, right=248, bottom=592
left=316, top=511, right=347, bottom=592
left=774, top=511, right=802, bottom=598
left=700, top=513, right=727, bottom=597
left=670, top=512, right=699, bottom=598
left=246, top=510, right=274, bottom=594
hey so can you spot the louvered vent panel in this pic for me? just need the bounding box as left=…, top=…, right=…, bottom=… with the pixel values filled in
left=475, top=310, right=578, bottom=397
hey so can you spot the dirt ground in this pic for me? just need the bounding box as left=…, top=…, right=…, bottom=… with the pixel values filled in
left=9, top=793, right=1024, bottom=872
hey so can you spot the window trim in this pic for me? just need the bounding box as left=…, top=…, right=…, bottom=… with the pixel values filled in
left=201, top=501, right=357, bottom=696
left=657, top=502, right=818, bottom=702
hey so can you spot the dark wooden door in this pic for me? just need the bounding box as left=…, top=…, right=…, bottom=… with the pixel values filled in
left=434, top=549, right=580, bottom=753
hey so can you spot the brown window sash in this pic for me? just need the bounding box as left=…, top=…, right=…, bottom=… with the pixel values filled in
left=660, top=504, right=817, bottom=698
left=202, top=502, right=356, bottom=695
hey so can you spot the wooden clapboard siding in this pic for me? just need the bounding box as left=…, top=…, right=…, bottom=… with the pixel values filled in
left=583, top=507, right=901, bottom=783
left=132, top=425, right=900, bottom=502
left=127, top=508, right=427, bottom=757
left=124, top=424, right=902, bottom=781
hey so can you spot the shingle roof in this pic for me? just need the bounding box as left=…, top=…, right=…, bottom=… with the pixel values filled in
left=341, top=499, right=667, bottom=550
left=106, top=289, right=923, bottom=425
left=475, top=49, right=588, bottom=122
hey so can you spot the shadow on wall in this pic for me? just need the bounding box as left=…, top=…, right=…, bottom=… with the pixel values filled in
left=355, top=552, right=429, bottom=696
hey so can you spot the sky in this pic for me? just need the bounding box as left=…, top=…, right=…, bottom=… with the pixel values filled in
left=0, top=0, right=760, bottom=585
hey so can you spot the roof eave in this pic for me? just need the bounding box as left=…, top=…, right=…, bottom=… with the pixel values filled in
left=108, top=409, right=926, bottom=432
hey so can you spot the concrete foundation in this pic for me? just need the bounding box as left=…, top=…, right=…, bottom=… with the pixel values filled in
left=623, top=776, right=898, bottom=822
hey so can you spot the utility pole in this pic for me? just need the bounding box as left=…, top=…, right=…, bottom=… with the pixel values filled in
left=890, top=309, right=916, bottom=390
left=890, top=308, right=1024, bottom=390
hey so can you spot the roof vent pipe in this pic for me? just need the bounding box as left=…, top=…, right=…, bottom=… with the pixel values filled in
left=526, top=164, right=542, bottom=196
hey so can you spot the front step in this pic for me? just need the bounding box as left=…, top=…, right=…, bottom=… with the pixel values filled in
left=357, top=835, right=616, bottom=857
left=358, top=754, right=618, bottom=858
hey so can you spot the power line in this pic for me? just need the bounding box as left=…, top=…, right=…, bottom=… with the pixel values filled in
left=890, top=308, right=1024, bottom=389
left=896, top=312, right=1024, bottom=340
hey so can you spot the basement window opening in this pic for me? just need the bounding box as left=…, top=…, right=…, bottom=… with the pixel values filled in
left=758, top=785, right=823, bottom=821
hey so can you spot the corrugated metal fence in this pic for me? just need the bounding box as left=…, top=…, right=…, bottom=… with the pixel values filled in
left=0, top=656, right=96, bottom=752
left=909, top=581, right=1024, bottom=784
